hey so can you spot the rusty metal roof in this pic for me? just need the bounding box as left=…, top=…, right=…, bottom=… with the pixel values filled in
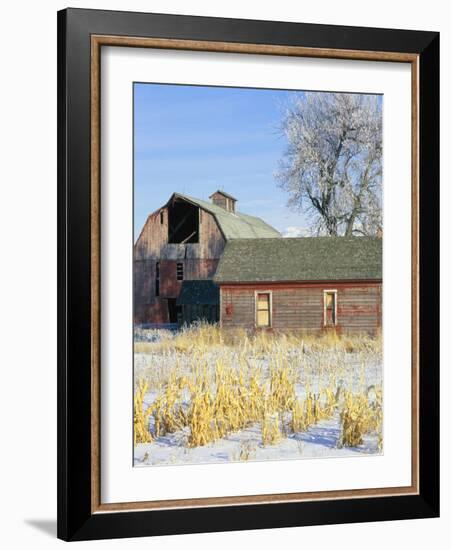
left=214, top=237, right=382, bottom=283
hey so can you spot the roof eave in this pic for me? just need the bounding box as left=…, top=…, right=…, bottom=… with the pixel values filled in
left=214, top=278, right=383, bottom=285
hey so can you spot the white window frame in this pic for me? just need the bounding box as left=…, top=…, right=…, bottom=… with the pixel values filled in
left=254, top=290, right=273, bottom=328
left=323, top=289, right=338, bottom=327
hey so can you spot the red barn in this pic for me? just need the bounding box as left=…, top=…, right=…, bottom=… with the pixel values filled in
left=134, top=190, right=280, bottom=325
left=213, top=238, right=382, bottom=335
left=134, top=190, right=382, bottom=334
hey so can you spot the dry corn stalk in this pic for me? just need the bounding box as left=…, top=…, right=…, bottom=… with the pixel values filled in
left=134, top=379, right=153, bottom=444
left=340, top=386, right=382, bottom=447
left=261, top=411, right=282, bottom=446
left=134, top=324, right=382, bottom=455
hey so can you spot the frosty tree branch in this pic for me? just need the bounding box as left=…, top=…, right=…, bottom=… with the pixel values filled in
left=276, top=92, right=382, bottom=237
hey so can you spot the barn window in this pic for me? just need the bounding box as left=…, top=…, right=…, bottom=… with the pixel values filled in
left=256, top=292, right=271, bottom=328
left=155, top=262, right=160, bottom=297
left=176, top=263, right=184, bottom=281
left=160, top=211, right=164, bottom=224
left=324, top=290, right=337, bottom=326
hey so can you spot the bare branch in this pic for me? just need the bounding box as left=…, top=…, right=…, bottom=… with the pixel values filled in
left=275, top=92, right=382, bottom=236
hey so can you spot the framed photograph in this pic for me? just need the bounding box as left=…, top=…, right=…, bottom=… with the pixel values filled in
left=57, top=8, right=439, bottom=541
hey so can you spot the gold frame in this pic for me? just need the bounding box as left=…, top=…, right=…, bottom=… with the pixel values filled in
left=90, top=35, right=419, bottom=514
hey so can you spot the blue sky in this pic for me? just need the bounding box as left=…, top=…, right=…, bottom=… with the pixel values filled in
left=134, top=82, right=308, bottom=239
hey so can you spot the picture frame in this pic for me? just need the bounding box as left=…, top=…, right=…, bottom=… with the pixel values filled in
left=57, top=7, right=439, bottom=541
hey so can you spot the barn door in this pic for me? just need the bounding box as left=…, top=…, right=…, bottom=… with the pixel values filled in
left=167, top=298, right=181, bottom=324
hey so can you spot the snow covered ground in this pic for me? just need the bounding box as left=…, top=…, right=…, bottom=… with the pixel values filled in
left=133, top=330, right=382, bottom=467
left=134, top=413, right=380, bottom=467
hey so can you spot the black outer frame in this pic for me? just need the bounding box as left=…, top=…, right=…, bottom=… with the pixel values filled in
left=57, top=8, right=439, bottom=542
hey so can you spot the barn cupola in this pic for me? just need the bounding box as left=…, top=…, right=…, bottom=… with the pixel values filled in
left=209, top=190, right=237, bottom=213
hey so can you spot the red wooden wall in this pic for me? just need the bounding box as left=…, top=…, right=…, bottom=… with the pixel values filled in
left=134, top=205, right=224, bottom=324
left=219, top=281, right=382, bottom=335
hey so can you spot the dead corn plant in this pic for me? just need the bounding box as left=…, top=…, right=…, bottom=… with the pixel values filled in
left=340, top=386, right=382, bottom=447
left=134, top=324, right=382, bottom=453
left=134, top=379, right=153, bottom=444
left=261, top=411, right=282, bottom=446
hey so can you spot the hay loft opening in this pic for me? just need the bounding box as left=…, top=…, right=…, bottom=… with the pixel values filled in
left=168, top=198, right=199, bottom=244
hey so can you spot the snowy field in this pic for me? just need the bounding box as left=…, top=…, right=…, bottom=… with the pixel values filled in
left=134, top=412, right=380, bottom=467
left=133, top=325, right=383, bottom=467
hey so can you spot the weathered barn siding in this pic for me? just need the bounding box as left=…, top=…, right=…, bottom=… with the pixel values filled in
left=135, top=207, right=225, bottom=260
left=334, top=284, right=382, bottom=333
left=156, top=259, right=220, bottom=298
left=134, top=296, right=168, bottom=324
left=220, top=282, right=381, bottom=335
left=134, top=208, right=169, bottom=260
left=198, top=209, right=227, bottom=257
left=134, top=206, right=225, bottom=324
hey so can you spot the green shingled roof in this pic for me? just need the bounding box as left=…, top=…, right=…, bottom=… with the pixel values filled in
left=171, top=193, right=281, bottom=239
left=177, top=280, right=220, bottom=306
left=214, top=237, right=382, bottom=283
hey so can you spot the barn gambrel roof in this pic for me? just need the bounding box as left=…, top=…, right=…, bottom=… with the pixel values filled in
left=214, top=237, right=382, bottom=283
left=169, top=193, right=281, bottom=240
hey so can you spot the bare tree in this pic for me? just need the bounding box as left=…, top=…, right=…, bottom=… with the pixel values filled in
left=276, top=92, right=382, bottom=237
